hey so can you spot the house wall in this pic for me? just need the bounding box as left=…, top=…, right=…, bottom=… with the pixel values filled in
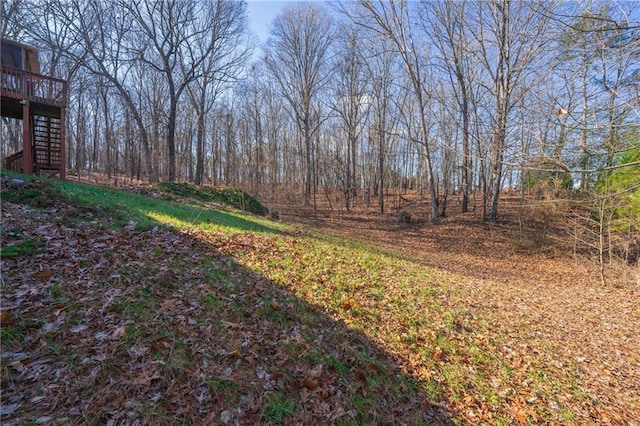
left=1, top=38, right=40, bottom=74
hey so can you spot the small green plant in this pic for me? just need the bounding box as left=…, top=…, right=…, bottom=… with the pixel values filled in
left=205, top=268, right=226, bottom=283
left=326, top=355, right=348, bottom=375
left=1, top=325, right=24, bottom=348
left=202, top=293, right=221, bottom=311
left=113, top=299, right=137, bottom=316
left=261, top=392, right=295, bottom=424
left=349, top=393, right=378, bottom=419
left=207, top=378, right=239, bottom=393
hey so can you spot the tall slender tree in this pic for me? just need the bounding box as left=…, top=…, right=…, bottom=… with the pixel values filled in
left=350, top=0, right=440, bottom=220
left=264, top=3, right=335, bottom=206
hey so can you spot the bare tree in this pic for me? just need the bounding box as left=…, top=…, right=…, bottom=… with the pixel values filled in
left=421, top=0, right=474, bottom=213
left=264, top=3, right=335, bottom=206
left=331, top=25, right=370, bottom=210
left=122, top=0, right=248, bottom=181
left=348, top=0, right=439, bottom=221
left=364, top=34, right=402, bottom=213
left=184, top=0, right=251, bottom=185
left=468, top=0, right=551, bottom=221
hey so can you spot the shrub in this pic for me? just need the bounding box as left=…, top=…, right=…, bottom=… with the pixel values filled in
left=155, top=182, right=268, bottom=215
left=398, top=211, right=411, bottom=224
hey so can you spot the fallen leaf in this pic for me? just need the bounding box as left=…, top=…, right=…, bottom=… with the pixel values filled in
left=353, top=369, right=367, bottom=382
left=366, top=362, right=380, bottom=373
left=151, top=341, right=172, bottom=350
left=220, top=410, right=232, bottom=424
left=0, top=404, right=20, bottom=416
left=223, top=321, right=242, bottom=329
left=433, top=347, right=444, bottom=362
left=111, top=325, right=127, bottom=339
left=303, top=378, right=318, bottom=390
left=70, top=324, right=88, bottom=333
left=133, top=371, right=162, bottom=386
left=33, top=270, right=53, bottom=280
left=515, top=409, right=528, bottom=425
left=0, top=310, right=14, bottom=325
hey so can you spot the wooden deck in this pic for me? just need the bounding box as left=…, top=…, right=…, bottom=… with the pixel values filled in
left=1, top=65, right=67, bottom=178
left=1, top=65, right=66, bottom=110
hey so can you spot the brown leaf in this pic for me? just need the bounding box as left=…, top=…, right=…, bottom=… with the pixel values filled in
left=433, top=347, right=444, bottom=362
left=151, top=341, right=172, bottom=350
left=33, top=270, right=53, bottom=280
left=111, top=325, right=127, bottom=340
left=365, top=362, right=380, bottom=374
left=223, top=321, right=242, bottom=329
left=160, top=299, right=176, bottom=312
left=353, top=369, right=367, bottom=382
left=303, top=378, right=318, bottom=390
left=133, top=371, right=162, bottom=386
left=516, top=410, right=527, bottom=425
left=0, top=310, right=14, bottom=325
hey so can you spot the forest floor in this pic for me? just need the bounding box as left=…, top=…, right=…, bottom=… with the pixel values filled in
left=1, top=176, right=639, bottom=424
left=267, top=192, right=640, bottom=424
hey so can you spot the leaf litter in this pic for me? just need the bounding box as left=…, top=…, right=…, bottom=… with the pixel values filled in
left=0, top=189, right=445, bottom=424
left=1, top=180, right=639, bottom=424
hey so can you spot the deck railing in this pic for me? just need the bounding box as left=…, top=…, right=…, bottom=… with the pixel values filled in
left=1, top=65, right=67, bottom=107
left=4, top=150, right=24, bottom=172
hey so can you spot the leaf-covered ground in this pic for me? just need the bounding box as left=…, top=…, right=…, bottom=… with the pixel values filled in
left=1, top=178, right=639, bottom=424
left=275, top=204, right=640, bottom=424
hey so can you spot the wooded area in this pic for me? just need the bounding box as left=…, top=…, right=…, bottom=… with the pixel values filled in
left=1, top=2, right=639, bottom=423
left=1, top=0, right=639, bottom=266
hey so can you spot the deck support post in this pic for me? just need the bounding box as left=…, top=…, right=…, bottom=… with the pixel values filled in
left=60, top=107, right=66, bottom=179
left=22, top=100, right=33, bottom=174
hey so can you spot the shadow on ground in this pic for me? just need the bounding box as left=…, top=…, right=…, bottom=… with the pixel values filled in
left=0, top=200, right=451, bottom=424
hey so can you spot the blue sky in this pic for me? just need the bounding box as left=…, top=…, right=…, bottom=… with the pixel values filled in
left=246, top=1, right=290, bottom=44
left=246, top=0, right=329, bottom=45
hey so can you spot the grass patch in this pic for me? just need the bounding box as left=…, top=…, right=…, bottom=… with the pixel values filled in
left=56, top=180, right=280, bottom=233
left=1, top=181, right=56, bottom=207
left=1, top=325, right=24, bottom=348
left=1, top=172, right=285, bottom=233
left=261, top=392, right=295, bottom=424
left=0, top=237, right=46, bottom=258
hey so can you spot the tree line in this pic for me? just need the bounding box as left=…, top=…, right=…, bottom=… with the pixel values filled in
left=1, top=0, right=639, bottom=226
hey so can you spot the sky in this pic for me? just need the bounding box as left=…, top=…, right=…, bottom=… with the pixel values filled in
left=246, top=0, right=329, bottom=45
left=246, top=1, right=290, bottom=45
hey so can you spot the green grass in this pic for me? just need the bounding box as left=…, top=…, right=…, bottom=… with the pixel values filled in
left=55, top=179, right=282, bottom=233
left=261, top=392, right=295, bottom=424
left=1, top=171, right=285, bottom=234
left=0, top=237, right=46, bottom=258
left=1, top=325, right=24, bottom=348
